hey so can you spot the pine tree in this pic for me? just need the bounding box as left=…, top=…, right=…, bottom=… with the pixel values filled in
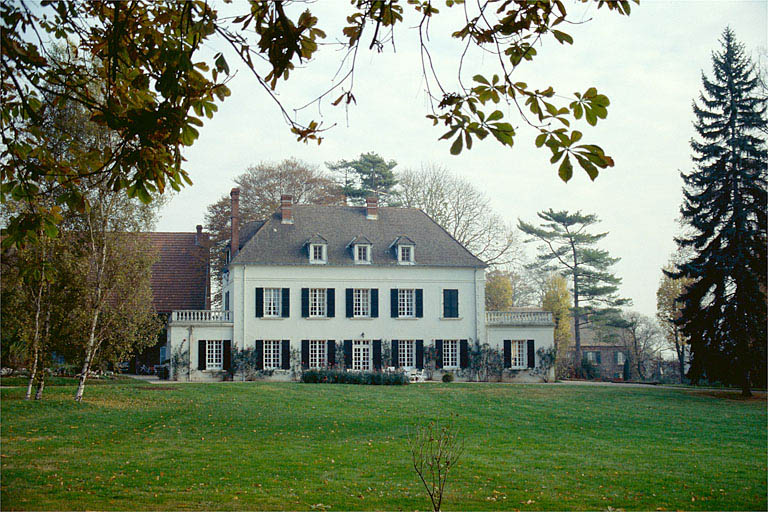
left=670, top=28, right=767, bottom=396
left=519, top=210, right=629, bottom=368
left=326, top=152, right=398, bottom=204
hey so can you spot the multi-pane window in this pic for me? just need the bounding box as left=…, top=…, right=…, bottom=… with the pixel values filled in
left=443, top=340, right=459, bottom=368
left=399, top=245, right=413, bottom=263
left=310, top=244, right=326, bottom=263
left=264, top=288, right=281, bottom=317
left=309, top=288, right=326, bottom=317
left=352, top=340, right=371, bottom=371
left=511, top=340, right=526, bottom=368
left=398, top=340, right=415, bottom=368
left=398, top=289, right=415, bottom=318
left=264, top=340, right=281, bottom=369
left=309, top=340, right=327, bottom=369
left=356, top=245, right=370, bottom=263
left=206, top=340, right=223, bottom=370
left=353, top=288, right=370, bottom=317
left=616, top=351, right=626, bottom=365
left=586, top=351, right=601, bottom=365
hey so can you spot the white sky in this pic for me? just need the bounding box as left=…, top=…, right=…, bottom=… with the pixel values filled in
left=156, top=0, right=768, bottom=318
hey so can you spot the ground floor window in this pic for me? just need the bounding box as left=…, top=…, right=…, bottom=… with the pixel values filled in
left=511, top=340, right=526, bottom=368
left=309, top=340, right=327, bottom=368
left=206, top=340, right=223, bottom=370
left=615, top=351, right=626, bottom=365
left=264, top=340, right=281, bottom=369
left=443, top=340, right=459, bottom=368
left=353, top=340, right=371, bottom=371
left=398, top=340, right=415, bottom=369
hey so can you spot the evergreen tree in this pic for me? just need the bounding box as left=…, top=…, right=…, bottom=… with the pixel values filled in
left=326, top=152, right=398, bottom=204
left=519, top=210, right=629, bottom=367
left=669, top=28, right=767, bottom=396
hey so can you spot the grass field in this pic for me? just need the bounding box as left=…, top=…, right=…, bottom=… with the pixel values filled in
left=1, top=380, right=765, bottom=511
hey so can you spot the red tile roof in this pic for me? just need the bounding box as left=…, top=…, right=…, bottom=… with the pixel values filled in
left=144, top=232, right=210, bottom=313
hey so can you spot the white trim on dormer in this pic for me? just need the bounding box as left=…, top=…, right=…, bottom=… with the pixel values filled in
left=398, top=244, right=415, bottom=265
left=309, top=243, right=327, bottom=264
left=354, top=243, right=372, bottom=264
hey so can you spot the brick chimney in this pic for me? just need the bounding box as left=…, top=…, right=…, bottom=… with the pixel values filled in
left=281, top=194, right=293, bottom=224
left=366, top=196, right=378, bottom=220
left=230, top=188, right=240, bottom=257
left=195, top=224, right=203, bottom=246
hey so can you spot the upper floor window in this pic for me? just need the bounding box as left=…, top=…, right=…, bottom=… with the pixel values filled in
left=353, top=288, right=371, bottom=317
left=443, top=340, right=459, bottom=369
left=310, top=243, right=327, bottom=264
left=309, top=288, right=326, bottom=317
left=615, top=351, right=626, bottom=365
left=355, top=244, right=371, bottom=264
left=398, top=245, right=414, bottom=264
left=264, top=288, right=282, bottom=317
left=398, top=289, right=415, bottom=318
left=585, top=351, right=602, bottom=365
left=442, top=289, right=459, bottom=318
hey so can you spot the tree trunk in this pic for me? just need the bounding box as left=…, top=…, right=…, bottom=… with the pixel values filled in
left=25, top=344, right=39, bottom=401
left=741, top=370, right=752, bottom=397
left=573, top=273, right=581, bottom=370
left=35, top=305, right=51, bottom=400
left=674, top=327, right=685, bottom=383
left=75, top=307, right=100, bottom=402
left=25, top=279, right=44, bottom=400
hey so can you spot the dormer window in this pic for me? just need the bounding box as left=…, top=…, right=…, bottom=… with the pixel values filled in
left=305, top=234, right=328, bottom=264
left=310, top=243, right=326, bottom=264
left=349, top=236, right=373, bottom=264
left=355, top=244, right=371, bottom=264
left=398, top=245, right=414, bottom=264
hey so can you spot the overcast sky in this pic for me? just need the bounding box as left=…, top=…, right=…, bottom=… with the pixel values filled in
left=156, top=0, right=767, bottom=318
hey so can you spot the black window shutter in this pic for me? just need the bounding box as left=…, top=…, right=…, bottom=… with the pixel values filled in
left=255, top=340, right=264, bottom=370
left=301, top=288, right=309, bottom=318
left=327, top=340, right=335, bottom=368
left=416, top=340, right=424, bottom=370
left=223, top=340, right=232, bottom=371
left=371, top=289, right=379, bottom=318
left=373, top=340, right=382, bottom=371
left=327, top=289, right=335, bottom=318
left=390, top=289, right=398, bottom=318
left=527, top=340, right=535, bottom=368
left=415, top=289, right=423, bottom=318
left=503, top=340, right=512, bottom=369
left=344, top=340, right=352, bottom=368
left=391, top=340, right=399, bottom=368
left=614, top=351, right=619, bottom=365
left=224, top=291, right=230, bottom=312
left=281, top=340, right=291, bottom=369
left=281, top=288, right=290, bottom=317
left=460, top=339, right=469, bottom=369
left=255, top=288, right=264, bottom=318
left=198, top=340, right=206, bottom=370
left=435, top=340, right=443, bottom=369
left=444, top=289, right=458, bottom=318
left=301, top=340, right=309, bottom=369
left=346, top=289, right=353, bottom=318
left=595, top=350, right=602, bottom=365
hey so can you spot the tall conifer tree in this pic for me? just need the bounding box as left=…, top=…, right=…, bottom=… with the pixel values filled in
left=670, top=28, right=767, bottom=396
left=519, top=210, right=629, bottom=367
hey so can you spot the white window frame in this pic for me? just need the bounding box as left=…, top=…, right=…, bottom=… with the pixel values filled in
left=616, top=351, right=626, bottom=366
left=264, top=288, right=282, bottom=317
left=511, top=340, right=526, bottom=368
left=398, top=245, right=414, bottom=264
left=398, top=288, right=415, bottom=318
left=206, top=340, right=223, bottom=370
left=398, top=340, right=416, bottom=369
left=309, top=288, right=327, bottom=317
left=443, top=340, right=459, bottom=369
left=353, top=288, right=371, bottom=318
left=352, top=340, right=372, bottom=371
left=309, top=340, right=327, bottom=369
left=354, top=244, right=372, bottom=264
left=310, top=243, right=327, bottom=264
left=264, top=340, right=282, bottom=369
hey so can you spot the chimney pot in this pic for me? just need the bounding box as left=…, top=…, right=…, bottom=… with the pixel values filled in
left=366, top=196, right=378, bottom=220
left=230, top=187, right=240, bottom=258
left=281, top=194, right=294, bottom=224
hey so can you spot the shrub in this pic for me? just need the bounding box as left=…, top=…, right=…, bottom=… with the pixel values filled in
left=442, top=372, right=454, bottom=383
left=300, top=369, right=408, bottom=385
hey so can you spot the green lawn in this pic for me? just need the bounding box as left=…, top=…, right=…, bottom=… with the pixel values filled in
left=2, top=380, right=765, bottom=511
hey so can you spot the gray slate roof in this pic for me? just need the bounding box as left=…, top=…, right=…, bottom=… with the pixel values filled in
left=231, top=205, right=486, bottom=268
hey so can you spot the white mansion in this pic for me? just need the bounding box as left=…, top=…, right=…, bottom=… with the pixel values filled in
left=166, top=191, right=554, bottom=381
